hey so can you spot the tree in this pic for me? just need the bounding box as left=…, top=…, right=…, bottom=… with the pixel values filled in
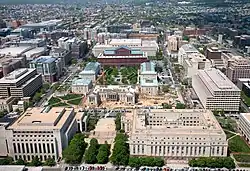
left=84, top=138, right=99, bottom=164
left=110, top=133, right=129, bottom=166
left=30, top=156, right=42, bottom=166
left=0, top=156, right=13, bottom=165
left=115, top=113, right=121, bottom=131
left=44, top=157, right=56, bottom=167
left=176, top=102, right=186, bottom=109
left=129, top=157, right=164, bottom=167
left=162, top=103, right=172, bottom=109
left=188, top=157, right=235, bottom=169
left=162, top=85, right=170, bottom=93
left=15, top=158, right=26, bottom=165
left=183, top=35, right=190, bottom=42
left=62, top=133, right=87, bottom=164
left=71, top=59, right=77, bottom=65
left=129, top=157, right=141, bottom=168
left=97, top=144, right=110, bottom=164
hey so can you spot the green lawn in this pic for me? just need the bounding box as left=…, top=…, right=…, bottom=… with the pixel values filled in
left=234, top=154, right=250, bottom=163
left=67, top=98, right=82, bottom=105
left=48, top=97, right=61, bottom=105
left=224, top=130, right=235, bottom=139
left=51, top=102, right=69, bottom=107
left=229, top=135, right=250, bottom=153
left=241, top=91, right=250, bottom=106
left=238, top=163, right=250, bottom=167
left=61, top=94, right=82, bottom=100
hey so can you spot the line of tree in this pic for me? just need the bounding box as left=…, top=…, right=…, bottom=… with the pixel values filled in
left=0, top=156, right=55, bottom=167
left=176, top=102, right=186, bottom=109
left=110, top=133, right=129, bottom=166
left=115, top=113, right=121, bottom=131
left=97, top=143, right=111, bottom=164
left=84, top=138, right=99, bottom=164
left=188, top=157, right=235, bottom=169
left=129, top=157, right=164, bottom=168
left=62, top=133, right=87, bottom=164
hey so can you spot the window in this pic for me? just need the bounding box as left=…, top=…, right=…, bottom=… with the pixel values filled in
left=17, top=143, right=21, bottom=153
left=47, top=144, right=50, bottom=153
left=13, top=143, right=17, bottom=153
left=30, top=143, right=33, bottom=153
left=22, top=143, right=25, bottom=153
left=34, top=143, right=38, bottom=153
left=38, top=143, right=42, bottom=153
left=43, top=143, right=46, bottom=153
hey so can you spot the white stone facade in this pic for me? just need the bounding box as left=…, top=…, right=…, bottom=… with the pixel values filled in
left=122, top=109, right=228, bottom=159
left=192, top=68, right=240, bottom=112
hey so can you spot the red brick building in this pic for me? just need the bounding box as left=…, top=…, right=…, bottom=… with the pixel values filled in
left=97, top=46, right=148, bottom=66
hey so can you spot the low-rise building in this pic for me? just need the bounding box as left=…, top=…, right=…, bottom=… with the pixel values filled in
left=87, top=85, right=137, bottom=106
left=205, top=47, right=222, bottom=60
left=122, top=109, right=228, bottom=159
left=192, top=68, right=240, bottom=113
left=50, top=47, right=71, bottom=67
left=93, top=39, right=158, bottom=57
left=182, top=53, right=211, bottom=80
left=79, top=62, right=101, bottom=82
left=178, top=44, right=199, bottom=65
left=140, top=62, right=158, bottom=96
left=71, top=79, right=93, bottom=95
left=239, top=113, right=250, bottom=143
left=0, top=107, right=78, bottom=161
left=97, top=46, right=148, bottom=66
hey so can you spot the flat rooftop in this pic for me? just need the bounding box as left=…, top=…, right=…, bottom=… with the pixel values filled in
left=0, top=68, right=36, bottom=84
left=197, top=68, right=240, bottom=92
left=8, top=107, right=74, bottom=130
left=141, top=61, right=156, bottom=73
left=240, top=113, right=250, bottom=125
left=72, top=78, right=92, bottom=86
left=110, top=39, right=142, bottom=45
left=84, top=62, right=100, bottom=72
left=181, top=44, right=198, bottom=53
left=94, top=85, right=136, bottom=94
left=129, top=109, right=225, bottom=136
left=0, top=46, right=32, bottom=56
left=31, top=56, right=56, bottom=64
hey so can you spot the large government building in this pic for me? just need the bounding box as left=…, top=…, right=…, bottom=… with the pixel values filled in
left=0, top=107, right=78, bottom=161
left=122, top=109, right=228, bottom=159
left=192, top=68, right=241, bottom=113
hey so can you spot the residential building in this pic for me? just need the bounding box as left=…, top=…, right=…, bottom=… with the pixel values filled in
left=58, top=37, right=87, bottom=58
left=0, top=107, right=77, bottom=161
left=205, top=47, right=222, bottom=60
left=50, top=47, right=71, bottom=67
left=140, top=62, right=158, bottom=96
left=192, top=68, right=240, bottom=113
left=71, top=79, right=93, bottom=95
left=239, top=113, right=250, bottom=143
left=29, top=56, right=62, bottom=83
left=178, top=44, right=199, bottom=65
left=97, top=46, right=148, bottom=66
left=93, top=39, right=158, bottom=57
left=127, top=33, right=159, bottom=41
left=182, top=53, right=211, bottom=79
left=167, top=35, right=182, bottom=52
left=79, top=62, right=101, bottom=82
left=226, top=55, right=250, bottom=83
left=0, top=68, right=42, bottom=98
left=122, top=109, right=228, bottom=159
left=87, top=85, right=137, bottom=106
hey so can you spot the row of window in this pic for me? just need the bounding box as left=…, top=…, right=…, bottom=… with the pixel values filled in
left=13, top=134, right=53, bottom=138
left=134, top=136, right=220, bottom=141
left=132, top=145, right=224, bottom=156
left=13, top=143, right=55, bottom=154
left=14, top=154, right=55, bottom=161
left=13, top=139, right=53, bottom=142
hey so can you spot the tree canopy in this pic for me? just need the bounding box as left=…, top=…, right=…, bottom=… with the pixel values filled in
left=62, top=133, right=87, bottom=164
left=115, top=113, right=122, bottom=131
left=189, top=157, right=235, bottom=169
left=110, top=133, right=129, bottom=166
left=97, top=143, right=110, bottom=164
left=84, top=138, right=99, bottom=164
left=129, top=157, right=164, bottom=168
